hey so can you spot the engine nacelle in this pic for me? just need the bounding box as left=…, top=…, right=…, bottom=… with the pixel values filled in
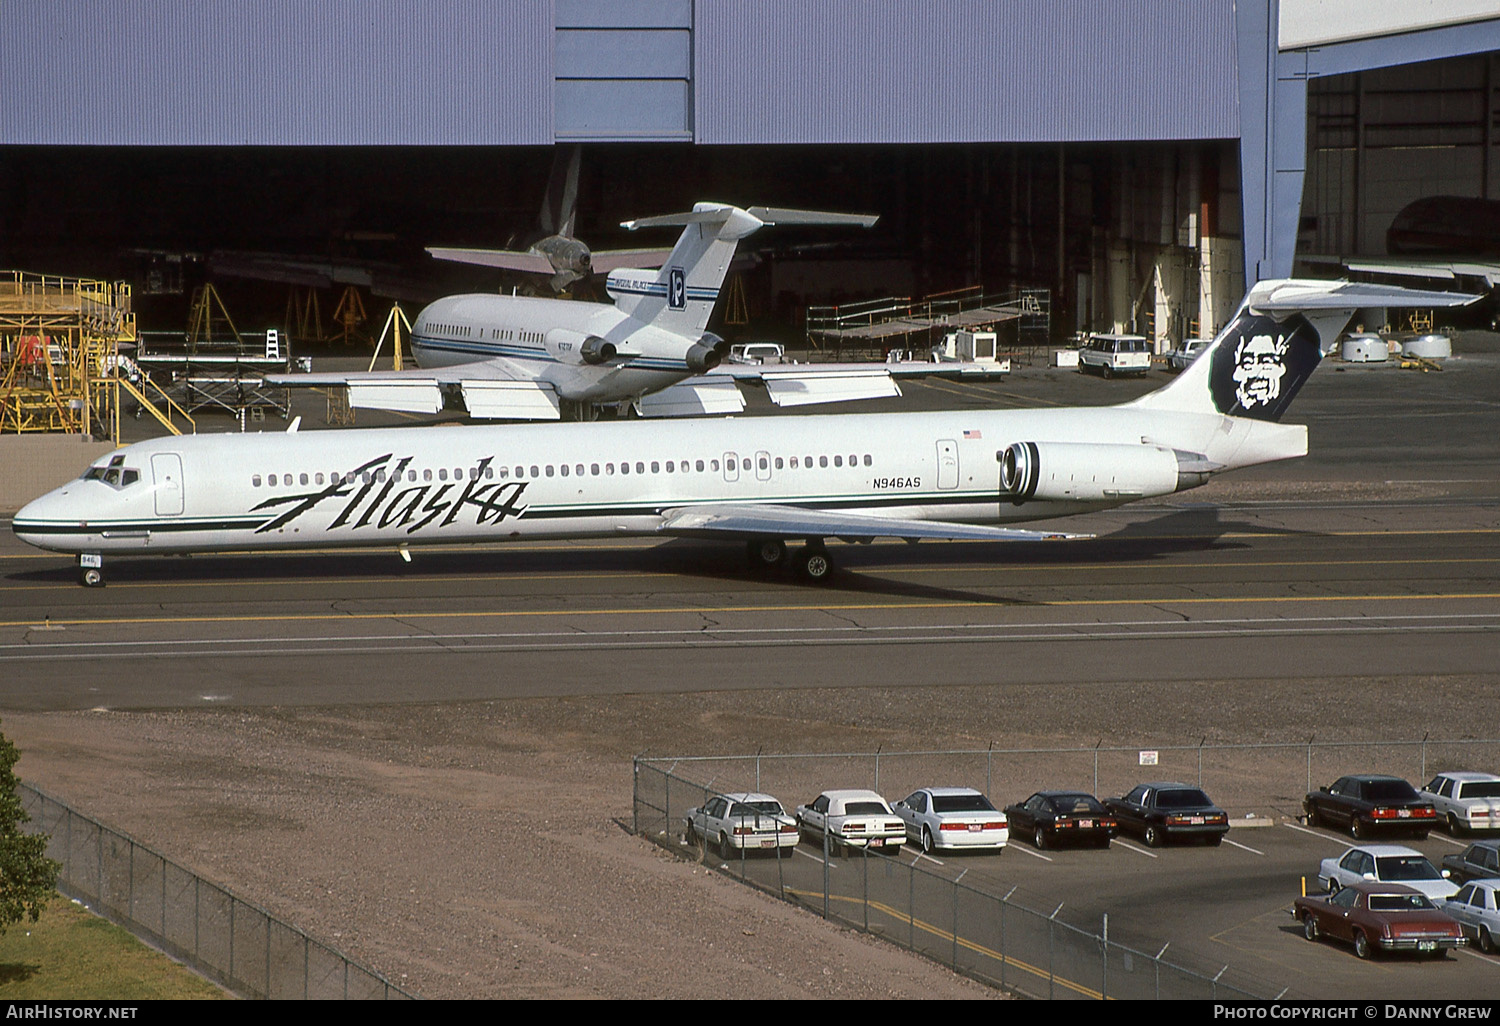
left=546, top=328, right=617, bottom=365
left=684, top=341, right=721, bottom=373
left=998, top=441, right=1186, bottom=505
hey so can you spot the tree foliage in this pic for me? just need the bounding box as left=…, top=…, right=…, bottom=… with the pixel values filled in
left=0, top=721, right=60, bottom=933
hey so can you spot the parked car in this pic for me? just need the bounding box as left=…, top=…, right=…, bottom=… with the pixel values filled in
left=1420, top=771, right=1500, bottom=835
left=1166, top=338, right=1210, bottom=372
left=1318, top=844, right=1459, bottom=900
left=1103, top=782, right=1229, bottom=847
left=1440, top=841, right=1500, bottom=885
left=1077, top=333, right=1152, bottom=378
left=1303, top=774, right=1437, bottom=840
left=1004, top=791, right=1118, bottom=850
left=1293, top=880, right=1467, bottom=959
left=684, top=792, right=798, bottom=858
left=795, top=789, right=905, bottom=856
left=891, top=786, right=1008, bottom=854
left=1442, top=879, right=1500, bottom=953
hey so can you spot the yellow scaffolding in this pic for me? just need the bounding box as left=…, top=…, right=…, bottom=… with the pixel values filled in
left=0, top=270, right=134, bottom=442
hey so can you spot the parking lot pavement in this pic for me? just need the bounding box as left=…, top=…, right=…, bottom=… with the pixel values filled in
left=758, top=819, right=1500, bottom=999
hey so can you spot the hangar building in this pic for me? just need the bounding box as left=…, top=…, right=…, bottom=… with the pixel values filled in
left=2, top=0, right=1499, bottom=348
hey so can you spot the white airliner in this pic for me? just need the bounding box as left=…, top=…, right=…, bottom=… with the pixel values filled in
left=268, top=203, right=897, bottom=421
left=14, top=279, right=1472, bottom=588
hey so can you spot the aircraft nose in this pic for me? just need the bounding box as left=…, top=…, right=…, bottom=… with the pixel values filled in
left=11, top=487, right=82, bottom=550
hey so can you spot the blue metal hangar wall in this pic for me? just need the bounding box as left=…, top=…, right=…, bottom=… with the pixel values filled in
left=3, top=0, right=1500, bottom=346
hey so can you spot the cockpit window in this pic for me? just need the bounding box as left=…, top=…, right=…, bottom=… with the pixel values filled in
left=83, top=461, right=142, bottom=490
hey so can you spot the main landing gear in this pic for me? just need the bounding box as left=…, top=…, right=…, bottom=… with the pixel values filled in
left=745, top=538, right=834, bottom=584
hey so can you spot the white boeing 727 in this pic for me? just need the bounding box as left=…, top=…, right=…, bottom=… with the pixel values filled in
left=268, top=203, right=888, bottom=421
left=14, top=279, right=1472, bottom=587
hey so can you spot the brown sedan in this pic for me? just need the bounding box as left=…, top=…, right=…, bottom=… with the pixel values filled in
left=1293, top=880, right=1467, bottom=960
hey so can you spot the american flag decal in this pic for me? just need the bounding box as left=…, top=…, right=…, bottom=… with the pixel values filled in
left=963, top=429, right=982, bottom=439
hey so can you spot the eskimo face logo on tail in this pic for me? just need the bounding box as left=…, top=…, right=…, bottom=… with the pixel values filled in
left=1207, top=313, right=1322, bottom=422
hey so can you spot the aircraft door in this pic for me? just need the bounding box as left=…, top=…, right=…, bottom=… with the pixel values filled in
left=723, top=451, right=739, bottom=482
left=936, top=439, right=959, bottom=490
left=755, top=450, right=771, bottom=482
left=151, top=453, right=184, bottom=515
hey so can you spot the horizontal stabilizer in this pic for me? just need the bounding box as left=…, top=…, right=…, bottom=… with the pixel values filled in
left=1245, top=278, right=1479, bottom=314
left=635, top=381, right=746, bottom=418
left=460, top=381, right=561, bottom=420
left=657, top=503, right=1091, bottom=544
left=621, top=205, right=878, bottom=232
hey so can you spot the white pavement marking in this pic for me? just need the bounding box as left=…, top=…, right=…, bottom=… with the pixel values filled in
left=1115, top=840, right=1158, bottom=858
left=1012, top=845, right=1054, bottom=862
left=1282, top=821, right=1350, bottom=846
left=1223, top=837, right=1265, bottom=855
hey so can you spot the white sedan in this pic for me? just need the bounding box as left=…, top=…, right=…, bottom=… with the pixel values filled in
left=1421, top=772, right=1500, bottom=835
left=1319, top=844, right=1459, bottom=901
left=795, top=789, right=905, bottom=856
left=685, top=792, right=798, bottom=858
left=892, top=786, right=1008, bottom=854
left=1442, top=879, right=1500, bottom=953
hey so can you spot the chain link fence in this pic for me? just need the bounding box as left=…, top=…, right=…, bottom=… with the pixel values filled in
left=20, top=783, right=415, bottom=1000
left=632, top=735, right=1500, bottom=999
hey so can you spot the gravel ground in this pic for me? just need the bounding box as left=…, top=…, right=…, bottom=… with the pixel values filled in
left=4, top=671, right=1496, bottom=999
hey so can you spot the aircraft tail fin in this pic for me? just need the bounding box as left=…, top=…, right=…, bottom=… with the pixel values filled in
left=1129, top=279, right=1477, bottom=422
left=608, top=204, right=876, bottom=335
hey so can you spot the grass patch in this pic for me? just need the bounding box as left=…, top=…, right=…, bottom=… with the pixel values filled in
left=0, top=896, right=226, bottom=999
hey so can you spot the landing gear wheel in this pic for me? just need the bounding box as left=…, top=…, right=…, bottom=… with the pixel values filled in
left=795, top=545, right=833, bottom=583
left=746, top=538, right=787, bottom=570
left=80, top=568, right=104, bottom=588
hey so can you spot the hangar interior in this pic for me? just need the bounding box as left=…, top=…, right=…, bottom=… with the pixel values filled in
left=1, top=2, right=1499, bottom=361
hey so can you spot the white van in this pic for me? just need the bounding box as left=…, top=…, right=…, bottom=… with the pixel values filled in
left=1078, top=334, right=1152, bottom=378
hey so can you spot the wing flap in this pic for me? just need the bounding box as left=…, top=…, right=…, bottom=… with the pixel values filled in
left=657, top=503, right=1090, bottom=543
left=346, top=381, right=442, bottom=415
left=635, top=380, right=746, bottom=418
left=460, top=381, right=561, bottom=420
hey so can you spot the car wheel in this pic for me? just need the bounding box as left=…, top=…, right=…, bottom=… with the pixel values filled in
left=718, top=833, right=733, bottom=860
left=1305, top=805, right=1319, bottom=829
left=1303, top=914, right=1320, bottom=943
left=1144, top=825, right=1162, bottom=848
left=1206, top=834, right=1223, bottom=847
left=1448, top=814, right=1465, bottom=837
left=1350, top=817, right=1365, bottom=840
left=1354, top=931, right=1372, bottom=960
left=1480, top=927, right=1495, bottom=954
left=921, top=827, right=935, bottom=855
left=1414, top=829, right=1430, bottom=841
left=1033, top=826, right=1048, bottom=850
left=1102, top=365, right=1113, bottom=379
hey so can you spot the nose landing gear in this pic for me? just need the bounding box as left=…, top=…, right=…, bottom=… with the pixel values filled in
left=78, top=553, right=105, bottom=588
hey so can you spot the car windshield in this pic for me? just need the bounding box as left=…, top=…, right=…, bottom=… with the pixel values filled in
left=1369, top=894, right=1436, bottom=912
left=932, top=794, right=995, bottom=813
left=1377, top=855, right=1442, bottom=881
left=1156, top=789, right=1212, bottom=809
left=1459, top=782, right=1500, bottom=798
left=844, top=802, right=887, bottom=815
left=1047, top=795, right=1104, bottom=814
left=1366, top=780, right=1419, bottom=801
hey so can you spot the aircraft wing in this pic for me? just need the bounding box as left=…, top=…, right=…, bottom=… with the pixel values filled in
left=656, top=503, right=1091, bottom=544
left=586, top=248, right=675, bottom=272
left=265, top=358, right=564, bottom=419
left=425, top=247, right=556, bottom=274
